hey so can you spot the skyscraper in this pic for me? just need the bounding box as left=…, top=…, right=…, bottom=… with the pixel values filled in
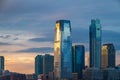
left=0, top=56, right=4, bottom=70
left=102, top=43, right=115, bottom=68
left=89, top=19, right=102, bottom=68
left=54, top=20, right=72, bottom=80
left=35, top=55, right=43, bottom=77
left=43, top=54, right=54, bottom=74
left=72, top=45, right=85, bottom=79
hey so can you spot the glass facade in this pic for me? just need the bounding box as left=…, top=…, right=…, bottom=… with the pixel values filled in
left=102, top=45, right=108, bottom=68
left=35, top=55, right=43, bottom=77
left=89, top=19, right=101, bottom=68
left=0, top=56, right=4, bottom=70
left=72, top=45, right=85, bottom=79
left=102, top=44, right=115, bottom=68
left=43, top=54, right=54, bottom=74
left=54, top=20, right=72, bottom=80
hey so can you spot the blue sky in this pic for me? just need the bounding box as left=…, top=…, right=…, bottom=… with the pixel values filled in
left=0, top=0, right=120, bottom=73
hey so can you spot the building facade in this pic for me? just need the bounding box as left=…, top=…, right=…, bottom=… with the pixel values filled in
left=83, top=68, right=103, bottom=80
left=102, top=43, right=115, bottom=68
left=72, top=45, right=85, bottom=79
left=0, top=56, right=4, bottom=71
left=89, top=19, right=102, bottom=68
left=26, top=74, right=36, bottom=80
left=35, top=55, right=43, bottom=79
left=0, top=70, right=26, bottom=80
left=43, top=54, right=54, bottom=74
left=54, top=20, right=72, bottom=80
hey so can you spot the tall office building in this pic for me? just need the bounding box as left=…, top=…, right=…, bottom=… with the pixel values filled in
left=35, top=55, right=43, bottom=77
left=89, top=19, right=102, bottom=68
left=43, top=54, right=54, bottom=74
left=54, top=20, right=72, bottom=80
left=102, top=43, right=115, bottom=68
left=0, top=56, right=4, bottom=70
left=72, top=45, right=85, bottom=79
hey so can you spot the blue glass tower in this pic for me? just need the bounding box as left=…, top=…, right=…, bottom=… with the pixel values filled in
left=43, top=54, right=54, bottom=74
left=35, top=55, right=43, bottom=79
left=89, top=19, right=101, bottom=68
left=72, top=45, right=85, bottom=79
left=54, top=20, right=72, bottom=80
left=0, top=56, right=4, bottom=70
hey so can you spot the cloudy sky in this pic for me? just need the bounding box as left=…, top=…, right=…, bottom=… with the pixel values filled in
left=0, top=0, right=120, bottom=74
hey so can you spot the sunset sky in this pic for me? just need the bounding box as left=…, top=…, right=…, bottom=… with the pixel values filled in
left=0, top=0, right=120, bottom=74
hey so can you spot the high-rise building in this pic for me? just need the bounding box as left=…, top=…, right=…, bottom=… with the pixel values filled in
left=89, top=19, right=102, bottom=68
left=35, top=55, right=43, bottom=78
left=102, top=43, right=115, bottom=68
left=43, top=54, right=54, bottom=74
left=0, top=56, right=4, bottom=71
left=54, top=20, right=72, bottom=80
left=72, top=45, right=85, bottom=79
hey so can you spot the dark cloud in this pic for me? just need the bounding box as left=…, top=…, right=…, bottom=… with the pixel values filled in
left=27, top=26, right=120, bottom=51
left=15, top=47, right=53, bottom=53
left=102, top=30, right=120, bottom=50
left=13, top=38, right=19, bottom=40
left=0, top=42, right=12, bottom=45
left=0, top=41, right=25, bottom=46
left=29, top=37, right=53, bottom=42
left=0, top=35, right=11, bottom=39
left=0, top=0, right=119, bottom=32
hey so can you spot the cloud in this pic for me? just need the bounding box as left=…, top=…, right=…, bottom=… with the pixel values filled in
left=29, top=37, right=53, bottom=42
left=0, top=50, right=9, bottom=53
left=72, top=27, right=120, bottom=51
left=102, top=30, right=120, bottom=50
left=0, top=42, right=12, bottom=45
left=15, top=47, right=53, bottom=53
left=0, top=0, right=119, bottom=32
left=0, top=34, right=11, bottom=39
left=0, top=41, right=25, bottom=47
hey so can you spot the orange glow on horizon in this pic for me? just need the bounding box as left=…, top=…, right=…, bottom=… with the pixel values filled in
left=1, top=53, right=38, bottom=74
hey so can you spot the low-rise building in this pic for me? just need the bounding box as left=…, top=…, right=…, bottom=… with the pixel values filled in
left=26, top=74, right=36, bottom=80
left=83, top=68, right=103, bottom=80
left=0, top=70, right=26, bottom=80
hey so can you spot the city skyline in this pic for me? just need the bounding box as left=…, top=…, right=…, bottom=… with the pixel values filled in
left=0, top=0, right=120, bottom=74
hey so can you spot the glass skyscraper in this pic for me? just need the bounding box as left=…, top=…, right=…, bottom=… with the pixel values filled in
left=102, top=43, right=115, bottom=68
left=72, top=45, right=85, bottom=79
left=35, top=55, right=43, bottom=78
left=54, top=20, right=72, bottom=80
left=43, top=54, right=54, bottom=74
left=89, top=19, right=101, bottom=68
left=0, top=56, right=4, bottom=70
